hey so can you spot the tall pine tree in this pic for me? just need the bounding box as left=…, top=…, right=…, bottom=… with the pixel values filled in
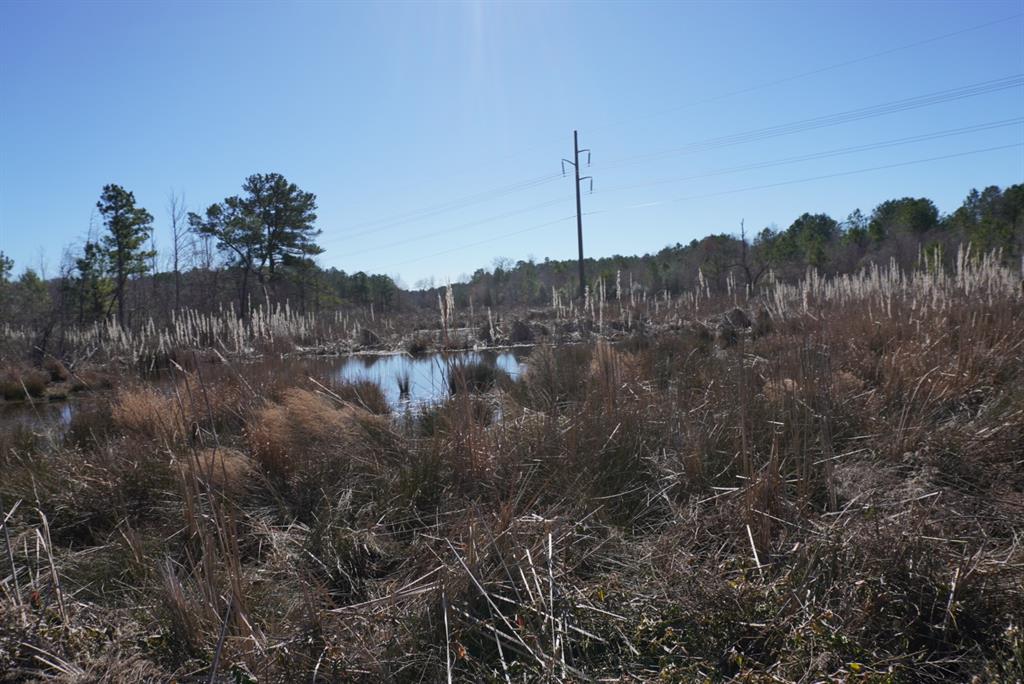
left=97, top=184, right=154, bottom=325
left=191, top=172, right=322, bottom=315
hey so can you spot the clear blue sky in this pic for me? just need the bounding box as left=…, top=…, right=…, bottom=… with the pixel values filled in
left=1, top=1, right=1022, bottom=287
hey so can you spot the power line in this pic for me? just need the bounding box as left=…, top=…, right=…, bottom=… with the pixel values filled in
left=562, top=131, right=593, bottom=299
left=330, top=197, right=569, bottom=256
left=441, top=11, right=1023, bottom=172
left=595, top=74, right=1024, bottom=170
left=375, top=142, right=1021, bottom=273
left=587, top=13, right=1024, bottom=137
left=386, top=214, right=578, bottom=268
left=322, top=14, right=1021, bottom=243
left=332, top=114, right=1020, bottom=262
left=595, top=118, right=1024, bottom=194
left=334, top=118, right=1020, bottom=258
left=591, top=143, right=1024, bottom=213
left=327, top=172, right=562, bottom=241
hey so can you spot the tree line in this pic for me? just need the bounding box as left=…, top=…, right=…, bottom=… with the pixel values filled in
left=1, top=180, right=1020, bottom=352
left=447, top=184, right=1022, bottom=308
left=0, top=173, right=401, bottom=343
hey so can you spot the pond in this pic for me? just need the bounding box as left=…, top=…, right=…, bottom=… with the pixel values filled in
left=326, top=349, right=526, bottom=407
left=0, top=348, right=530, bottom=437
left=1, top=400, right=76, bottom=441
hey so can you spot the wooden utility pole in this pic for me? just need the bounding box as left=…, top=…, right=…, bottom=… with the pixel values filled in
left=563, top=131, right=591, bottom=300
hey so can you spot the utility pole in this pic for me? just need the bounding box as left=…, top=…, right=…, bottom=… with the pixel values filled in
left=563, top=130, right=591, bottom=300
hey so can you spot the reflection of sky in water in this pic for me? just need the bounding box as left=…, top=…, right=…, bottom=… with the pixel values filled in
left=334, top=351, right=523, bottom=407
left=2, top=350, right=529, bottom=433
left=1, top=399, right=76, bottom=437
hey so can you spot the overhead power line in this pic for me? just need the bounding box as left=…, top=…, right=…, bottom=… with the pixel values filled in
left=587, top=13, right=1024, bottom=136
left=594, top=143, right=1024, bottom=213
left=596, top=118, right=1024, bottom=194
left=387, top=214, right=579, bottom=268
left=376, top=142, right=1021, bottom=272
left=562, top=130, right=593, bottom=299
left=596, top=74, right=1024, bottom=170
left=454, top=11, right=1023, bottom=170
left=324, top=14, right=1021, bottom=244
left=330, top=197, right=569, bottom=256
left=336, top=118, right=1020, bottom=259
left=329, top=172, right=562, bottom=240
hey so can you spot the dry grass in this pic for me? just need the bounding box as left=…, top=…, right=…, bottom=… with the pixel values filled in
left=183, top=447, right=254, bottom=497
left=1, top=253, right=1022, bottom=682
left=329, top=379, right=391, bottom=415
left=246, top=388, right=389, bottom=515
left=111, top=386, right=187, bottom=443
left=0, top=367, right=49, bottom=400
left=447, top=359, right=510, bottom=395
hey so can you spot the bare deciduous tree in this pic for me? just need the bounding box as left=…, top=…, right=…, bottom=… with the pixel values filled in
left=167, top=190, right=190, bottom=310
left=732, top=219, right=767, bottom=291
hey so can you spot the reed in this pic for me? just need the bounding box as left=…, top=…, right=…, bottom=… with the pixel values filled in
left=0, top=250, right=1021, bottom=681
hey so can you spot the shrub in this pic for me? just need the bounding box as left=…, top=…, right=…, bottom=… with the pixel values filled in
left=752, top=307, right=773, bottom=337
left=359, top=328, right=381, bottom=346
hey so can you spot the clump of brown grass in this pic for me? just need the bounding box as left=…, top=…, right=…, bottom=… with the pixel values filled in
left=514, top=344, right=592, bottom=408
left=0, top=366, right=49, bottom=400
left=182, top=447, right=254, bottom=497
left=588, top=340, right=641, bottom=411
left=330, top=379, right=390, bottom=415
left=69, top=369, right=115, bottom=393
left=447, top=359, right=510, bottom=395
left=419, top=393, right=494, bottom=438
left=43, top=358, right=70, bottom=382
left=247, top=388, right=384, bottom=484
left=111, top=387, right=187, bottom=443
left=2, top=252, right=1022, bottom=682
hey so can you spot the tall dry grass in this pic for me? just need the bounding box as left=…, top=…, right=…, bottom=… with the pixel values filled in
left=1, top=250, right=1022, bottom=681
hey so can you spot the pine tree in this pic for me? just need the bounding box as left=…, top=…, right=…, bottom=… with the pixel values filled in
left=97, top=184, right=155, bottom=326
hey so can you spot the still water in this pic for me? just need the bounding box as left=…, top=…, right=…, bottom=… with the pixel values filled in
left=324, top=349, right=525, bottom=407
left=0, top=349, right=529, bottom=436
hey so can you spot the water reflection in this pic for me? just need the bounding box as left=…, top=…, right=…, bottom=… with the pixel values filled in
left=1, top=399, right=75, bottom=437
left=333, top=350, right=525, bottom=408
left=0, top=349, right=529, bottom=435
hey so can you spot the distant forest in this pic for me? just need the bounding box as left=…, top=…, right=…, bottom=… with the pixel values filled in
left=1, top=176, right=1021, bottom=335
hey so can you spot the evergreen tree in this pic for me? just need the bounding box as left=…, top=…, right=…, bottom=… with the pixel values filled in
left=868, top=197, right=939, bottom=242
left=0, top=251, right=13, bottom=323
left=241, top=172, right=322, bottom=277
left=74, top=241, right=112, bottom=323
left=189, top=196, right=262, bottom=314
left=96, top=184, right=155, bottom=325
left=0, top=251, right=12, bottom=283
left=192, top=173, right=323, bottom=314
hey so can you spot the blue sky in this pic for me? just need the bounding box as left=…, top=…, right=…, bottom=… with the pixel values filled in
left=1, top=1, right=1022, bottom=287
